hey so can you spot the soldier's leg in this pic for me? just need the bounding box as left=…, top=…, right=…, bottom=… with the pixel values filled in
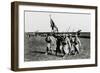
left=45, top=43, right=50, bottom=55
left=45, top=47, right=49, bottom=55
left=62, top=48, right=66, bottom=57
left=75, top=45, right=79, bottom=54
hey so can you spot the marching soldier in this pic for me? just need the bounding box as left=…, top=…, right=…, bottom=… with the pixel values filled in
left=74, top=34, right=81, bottom=55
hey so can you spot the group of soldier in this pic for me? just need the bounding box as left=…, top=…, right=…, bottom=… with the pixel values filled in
left=45, top=33, right=81, bottom=58
left=44, top=15, right=82, bottom=57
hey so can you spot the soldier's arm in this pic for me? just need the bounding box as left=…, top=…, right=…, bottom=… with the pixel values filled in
left=68, top=39, right=71, bottom=48
left=78, top=38, right=81, bottom=47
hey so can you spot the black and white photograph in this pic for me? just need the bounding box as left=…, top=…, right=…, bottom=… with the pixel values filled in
left=24, top=11, right=91, bottom=61
left=11, top=2, right=97, bottom=71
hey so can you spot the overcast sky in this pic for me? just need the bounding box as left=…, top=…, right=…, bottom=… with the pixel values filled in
left=25, top=11, right=91, bottom=32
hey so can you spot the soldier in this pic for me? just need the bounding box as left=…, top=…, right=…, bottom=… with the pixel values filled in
left=74, top=34, right=81, bottom=55
left=62, top=34, right=71, bottom=57
left=55, top=35, right=62, bottom=56
left=45, top=33, right=52, bottom=55
left=68, top=34, right=74, bottom=55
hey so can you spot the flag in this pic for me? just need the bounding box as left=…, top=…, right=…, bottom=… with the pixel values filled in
left=50, top=17, right=58, bottom=32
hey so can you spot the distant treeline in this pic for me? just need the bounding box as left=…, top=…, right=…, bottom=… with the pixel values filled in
left=78, top=32, right=90, bottom=38
left=25, top=32, right=90, bottom=38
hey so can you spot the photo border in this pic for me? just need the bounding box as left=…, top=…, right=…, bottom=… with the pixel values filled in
left=11, top=1, right=98, bottom=71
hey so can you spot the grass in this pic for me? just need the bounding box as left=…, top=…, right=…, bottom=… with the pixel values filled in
left=24, top=32, right=90, bottom=62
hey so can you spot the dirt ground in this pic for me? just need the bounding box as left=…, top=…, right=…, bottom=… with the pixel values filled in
left=24, top=32, right=90, bottom=62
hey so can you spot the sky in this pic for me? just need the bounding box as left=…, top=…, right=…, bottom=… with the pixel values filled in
left=25, top=11, right=91, bottom=32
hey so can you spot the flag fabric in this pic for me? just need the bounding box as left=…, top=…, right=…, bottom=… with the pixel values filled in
left=50, top=18, right=58, bottom=32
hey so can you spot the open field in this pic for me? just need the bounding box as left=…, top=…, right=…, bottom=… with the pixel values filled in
left=24, top=32, right=90, bottom=61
